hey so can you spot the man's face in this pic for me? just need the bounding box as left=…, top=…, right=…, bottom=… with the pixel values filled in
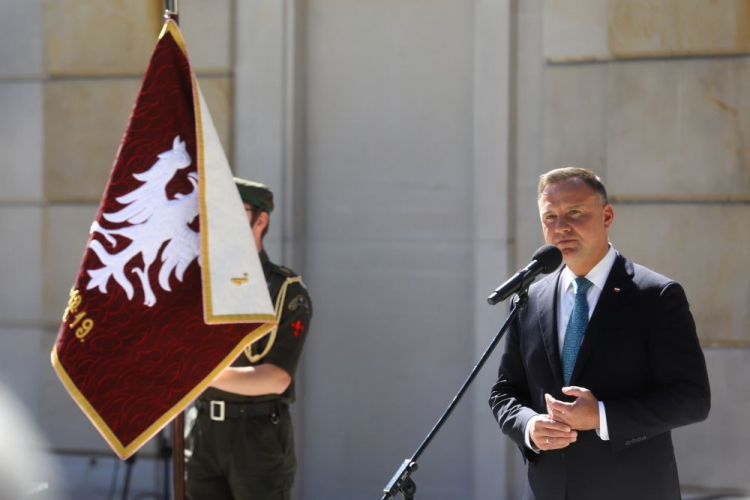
left=243, top=202, right=267, bottom=252
left=243, top=202, right=255, bottom=226
left=538, top=177, right=614, bottom=276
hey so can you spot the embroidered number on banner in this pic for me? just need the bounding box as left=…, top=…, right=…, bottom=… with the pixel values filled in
left=74, top=318, right=95, bottom=342
left=63, top=288, right=95, bottom=342
left=63, top=288, right=82, bottom=321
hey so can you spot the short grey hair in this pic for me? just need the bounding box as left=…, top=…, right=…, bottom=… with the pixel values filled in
left=538, top=167, right=609, bottom=205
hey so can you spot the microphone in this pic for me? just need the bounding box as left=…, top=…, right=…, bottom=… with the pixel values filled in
left=487, top=244, right=562, bottom=305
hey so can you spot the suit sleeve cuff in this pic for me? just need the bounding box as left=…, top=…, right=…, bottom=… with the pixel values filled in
left=595, top=401, right=610, bottom=441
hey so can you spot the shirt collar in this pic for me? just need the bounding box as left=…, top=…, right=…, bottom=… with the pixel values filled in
left=561, top=244, right=617, bottom=293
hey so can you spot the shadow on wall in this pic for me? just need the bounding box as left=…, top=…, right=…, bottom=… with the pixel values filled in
left=0, top=381, right=62, bottom=500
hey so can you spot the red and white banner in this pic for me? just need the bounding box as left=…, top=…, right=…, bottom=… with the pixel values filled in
left=51, top=20, right=275, bottom=459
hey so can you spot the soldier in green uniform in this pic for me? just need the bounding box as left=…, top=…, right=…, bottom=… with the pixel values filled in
left=186, top=178, right=313, bottom=500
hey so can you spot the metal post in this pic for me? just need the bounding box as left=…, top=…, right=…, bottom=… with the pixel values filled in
left=164, top=0, right=179, bottom=24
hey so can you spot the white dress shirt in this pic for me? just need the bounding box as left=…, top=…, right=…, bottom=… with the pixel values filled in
left=524, top=245, right=617, bottom=451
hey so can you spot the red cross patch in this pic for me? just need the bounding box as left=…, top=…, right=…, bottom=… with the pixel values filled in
left=291, top=320, right=304, bottom=337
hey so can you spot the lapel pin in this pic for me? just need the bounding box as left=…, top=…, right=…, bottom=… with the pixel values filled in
left=613, top=288, right=621, bottom=293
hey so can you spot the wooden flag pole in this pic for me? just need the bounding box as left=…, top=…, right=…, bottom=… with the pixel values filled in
left=172, top=413, right=184, bottom=500
left=167, top=4, right=184, bottom=500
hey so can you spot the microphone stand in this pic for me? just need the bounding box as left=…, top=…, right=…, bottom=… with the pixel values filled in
left=381, top=291, right=529, bottom=500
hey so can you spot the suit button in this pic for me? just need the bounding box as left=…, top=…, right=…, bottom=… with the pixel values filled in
left=625, top=440, right=631, bottom=446
left=641, top=435, right=647, bottom=440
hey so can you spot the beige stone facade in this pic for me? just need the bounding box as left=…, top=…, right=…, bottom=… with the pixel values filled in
left=0, top=0, right=748, bottom=498
left=542, top=0, right=750, bottom=349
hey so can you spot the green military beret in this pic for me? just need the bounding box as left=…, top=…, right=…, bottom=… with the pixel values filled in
left=234, top=177, right=274, bottom=213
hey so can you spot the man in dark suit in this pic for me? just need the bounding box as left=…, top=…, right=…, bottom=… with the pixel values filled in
left=489, top=167, right=710, bottom=500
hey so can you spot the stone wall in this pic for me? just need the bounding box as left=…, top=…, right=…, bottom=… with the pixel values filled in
left=1, top=0, right=747, bottom=498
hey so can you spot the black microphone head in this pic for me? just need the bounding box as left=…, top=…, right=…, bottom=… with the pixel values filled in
left=532, top=244, right=563, bottom=273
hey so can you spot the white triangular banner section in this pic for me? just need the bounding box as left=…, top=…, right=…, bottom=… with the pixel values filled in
left=197, top=84, right=274, bottom=322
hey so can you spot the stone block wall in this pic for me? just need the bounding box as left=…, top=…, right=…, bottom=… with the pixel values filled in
left=2, top=0, right=748, bottom=497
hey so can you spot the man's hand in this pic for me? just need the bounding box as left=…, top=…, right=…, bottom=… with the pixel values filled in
left=529, top=415, right=577, bottom=451
left=545, top=386, right=600, bottom=431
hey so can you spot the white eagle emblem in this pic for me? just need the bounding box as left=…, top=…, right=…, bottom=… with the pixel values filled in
left=86, top=136, right=201, bottom=307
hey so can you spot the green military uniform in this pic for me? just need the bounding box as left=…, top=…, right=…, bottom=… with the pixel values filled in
left=186, top=180, right=312, bottom=500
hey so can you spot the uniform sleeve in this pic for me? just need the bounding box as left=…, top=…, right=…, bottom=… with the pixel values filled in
left=262, top=280, right=312, bottom=379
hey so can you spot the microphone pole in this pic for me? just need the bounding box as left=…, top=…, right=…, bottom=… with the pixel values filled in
left=381, top=291, right=529, bottom=500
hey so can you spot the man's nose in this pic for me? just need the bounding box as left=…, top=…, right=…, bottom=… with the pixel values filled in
left=554, top=218, right=570, bottom=233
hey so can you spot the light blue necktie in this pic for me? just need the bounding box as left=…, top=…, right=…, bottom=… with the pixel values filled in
left=561, top=277, right=593, bottom=386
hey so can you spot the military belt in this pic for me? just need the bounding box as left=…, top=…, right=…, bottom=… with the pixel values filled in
left=196, top=399, right=284, bottom=422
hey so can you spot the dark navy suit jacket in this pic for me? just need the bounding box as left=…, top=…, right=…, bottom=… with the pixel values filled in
left=489, top=253, right=710, bottom=500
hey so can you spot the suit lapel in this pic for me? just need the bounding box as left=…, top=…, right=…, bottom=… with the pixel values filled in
left=569, top=254, right=634, bottom=385
left=536, top=269, right=565, bottom=387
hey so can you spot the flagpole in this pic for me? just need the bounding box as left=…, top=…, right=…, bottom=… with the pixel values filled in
left=172, top=413, right=185, bottom=500
left=165, top=4, right=184, bottom=500
left=165, top=0, right=179, bottom=24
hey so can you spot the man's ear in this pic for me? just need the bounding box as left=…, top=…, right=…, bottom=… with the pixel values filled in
left=254, top=210, right=270, bottom=232
left=603, top=204, right=614, bottom=229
